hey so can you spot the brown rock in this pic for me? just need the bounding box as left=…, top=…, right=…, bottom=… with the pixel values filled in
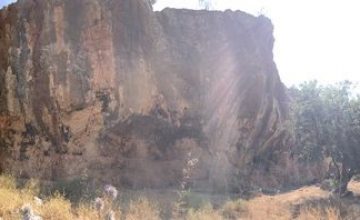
left=0, top=0, right=289, bottom=190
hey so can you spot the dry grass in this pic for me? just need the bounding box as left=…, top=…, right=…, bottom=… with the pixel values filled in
left=221, top=199, right=247, bottom=219
left=0, top=175, right=118, bottom=220
left=186, top=204, right=223, bottom=220
left=39, top=194, right=73, bottom=220
left=274, top=185, right=328, bottom=204
left=125, top=198, right=160, bottom=220
left=348, top=180, right=360, bottom=194
left=226, top=186, right=328, bottom=220
left=75, top=203, right=101, bottom=220
left=241, top=196, right=292, bottom=220
left=0, top=175, right=33, bottom=219
left=2, top=174, right=360, bottom=220
left=296, top=206, right=340, bottom=220
left=0, top=187, right=23, bottom=219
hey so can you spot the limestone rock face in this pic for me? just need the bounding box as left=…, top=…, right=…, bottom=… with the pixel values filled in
left=0, top=0, right=288, bottom=190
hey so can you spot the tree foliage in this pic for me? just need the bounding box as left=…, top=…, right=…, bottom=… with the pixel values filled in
left=289, top=81, right=360, bottom=195
left=199, top=0, right=212, bottom=10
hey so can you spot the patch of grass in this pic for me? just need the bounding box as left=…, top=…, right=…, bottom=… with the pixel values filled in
left=182, top=190, right=209, bottom=210
left=2, top=174, right=360, bottom=220
left=186, top=204, right=223, bottom=220
left=45, top=177, right=97, bottom=203
left=0, top=187, right=23, bottom=219
left=22, top=178, right=41, bottom=196
left=0, top=175, right=38, bottom=219
left=0, top=174, right=16, bottom=190
left=125, top=197, right=160, bottom=220
left=297, top=206, right=340, bottom=220
left=39, top=193, right=73, bottom=220
left=221, top=199, right=247, bottom=219
left=242, top=196, right=292, bottom=220
left=75, top=203, right=100, bottom=220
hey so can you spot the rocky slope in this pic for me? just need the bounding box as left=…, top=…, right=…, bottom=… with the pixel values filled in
left=0, top=0, right=289, bottom=190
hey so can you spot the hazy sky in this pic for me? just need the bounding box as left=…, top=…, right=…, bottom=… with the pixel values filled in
left=0, top=0, right=14, bottom=8
left=1, top=0, right=359, bottom=86
left=154, top=0, right=360, bottom=86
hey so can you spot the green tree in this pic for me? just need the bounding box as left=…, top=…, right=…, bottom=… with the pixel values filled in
left=289, top=81, right=324, bottom=162
left=199, top=0, right=212, bottom=10
left=290, top=81, right=360, bottom=196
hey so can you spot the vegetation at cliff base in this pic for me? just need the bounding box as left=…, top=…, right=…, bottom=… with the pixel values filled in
left=290, top=81, right=360, bottom=195
left=3, top=174, right=360, bottom=219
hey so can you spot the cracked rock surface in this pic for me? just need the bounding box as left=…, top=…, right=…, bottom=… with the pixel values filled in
left=0, top=0, right=289, bottom=191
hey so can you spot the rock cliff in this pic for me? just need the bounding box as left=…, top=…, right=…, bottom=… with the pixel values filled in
left=0, top=0, right=289, bottom=191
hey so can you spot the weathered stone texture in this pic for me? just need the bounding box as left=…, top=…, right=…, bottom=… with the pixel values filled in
left=0, top=0, right=288, bottom=190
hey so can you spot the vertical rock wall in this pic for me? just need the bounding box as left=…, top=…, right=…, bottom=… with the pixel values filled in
left=0, top=0, right=289, bottom=190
